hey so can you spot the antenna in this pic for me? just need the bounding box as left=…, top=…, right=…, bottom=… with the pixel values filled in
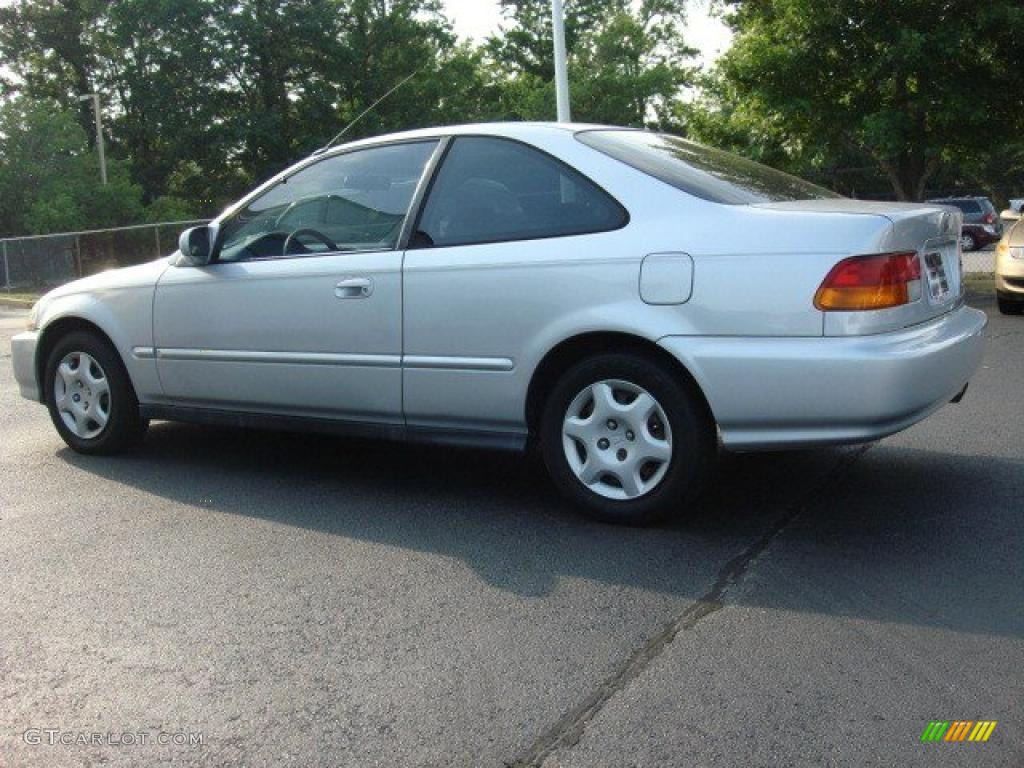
left=315, top=67, right=424, bottom=155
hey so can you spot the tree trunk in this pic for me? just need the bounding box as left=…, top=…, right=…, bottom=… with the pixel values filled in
left=878, top=151, right=937, bottom=202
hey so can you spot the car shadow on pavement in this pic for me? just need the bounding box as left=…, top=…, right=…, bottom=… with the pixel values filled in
left=57, top=422, right=1023, bottom=638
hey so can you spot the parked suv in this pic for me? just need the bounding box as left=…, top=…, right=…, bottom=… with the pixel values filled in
left=927, top=196, right=1003, bottom=251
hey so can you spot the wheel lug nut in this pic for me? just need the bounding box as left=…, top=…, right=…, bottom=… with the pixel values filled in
left=616, top=449, right=628, bottom=461
left=606, top=419, right=617, bottom=430
left=597, top=438, right=610, bottom=450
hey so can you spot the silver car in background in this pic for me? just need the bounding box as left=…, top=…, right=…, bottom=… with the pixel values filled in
left=12, top=123, right=987, bottom=524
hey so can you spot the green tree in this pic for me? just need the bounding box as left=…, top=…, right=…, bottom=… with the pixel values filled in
left=486, top=0, right=695, bottom=125
left=0, top=0, right=105, bottom=136
left=326, top=0, right=498, bottom=142
left=98, top=0, right=227, bottom=206
left=709, top=0, right=1024, bottom=200
left=0, top=98, right=149, bottom=236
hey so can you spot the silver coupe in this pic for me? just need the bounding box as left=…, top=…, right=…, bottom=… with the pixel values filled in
left=12, top=123, right=987, bottom=524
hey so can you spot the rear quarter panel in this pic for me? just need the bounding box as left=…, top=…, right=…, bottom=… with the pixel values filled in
left=402, top=131, right=892, bottom=433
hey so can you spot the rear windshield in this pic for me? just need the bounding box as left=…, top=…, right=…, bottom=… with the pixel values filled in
left=945, top=200, right=983, bottom=214
left=576, top=129, right=842, bottom=205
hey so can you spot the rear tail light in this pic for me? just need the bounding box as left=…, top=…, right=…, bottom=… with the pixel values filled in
left=814, top=252, right=922, bottom=311
left=983, top=212, right=996, bottom=224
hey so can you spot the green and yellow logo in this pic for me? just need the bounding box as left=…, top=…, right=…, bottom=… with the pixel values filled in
left=921, top=721, right=997, bottom=742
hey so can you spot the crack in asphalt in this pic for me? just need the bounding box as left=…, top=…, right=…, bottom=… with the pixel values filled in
left=508, top=444, right=873, bottom=768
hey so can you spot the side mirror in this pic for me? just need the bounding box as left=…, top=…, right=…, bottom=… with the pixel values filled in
left=177, top=225, right=212, bottom=266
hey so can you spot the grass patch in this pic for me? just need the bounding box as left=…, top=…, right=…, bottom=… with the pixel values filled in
left=963, top=272, right=994, bottom=295
left=0, top=292, right=41, bottom=304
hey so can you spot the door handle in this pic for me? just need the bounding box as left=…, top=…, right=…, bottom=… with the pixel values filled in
left=335, top=277, right=373, bottom=299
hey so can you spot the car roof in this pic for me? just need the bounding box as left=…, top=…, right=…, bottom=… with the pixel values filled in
left=324, top=121, right=623, bottom=153
left=217, top=122, right=632, bottom=223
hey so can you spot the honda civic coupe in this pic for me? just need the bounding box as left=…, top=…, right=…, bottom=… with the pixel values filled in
left=12, top=123, right=987, bottom=524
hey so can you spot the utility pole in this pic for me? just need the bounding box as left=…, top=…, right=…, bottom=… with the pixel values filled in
left=78, top=93, right=107, bottom=186
left=500, top=0, right=572, bottom=122
left=550, top=0, right=571, bottom=122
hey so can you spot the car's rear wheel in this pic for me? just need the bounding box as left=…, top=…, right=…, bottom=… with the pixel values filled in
left=539, top=353, right=715, bottom=525
left=43, top=331, right=148, bottom=454
left=998, top=296, right=1024, bottom=315
left=960, top=232, right=977, bottom=252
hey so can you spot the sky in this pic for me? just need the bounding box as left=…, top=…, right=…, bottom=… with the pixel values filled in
left=443, top=0, right=733, bottom=66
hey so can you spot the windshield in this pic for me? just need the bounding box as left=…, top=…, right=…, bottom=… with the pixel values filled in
left=576, top=130, right=842, bottom=205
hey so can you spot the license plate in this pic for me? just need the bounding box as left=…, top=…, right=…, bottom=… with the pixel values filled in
left=923, top=251, right=950, bottom=301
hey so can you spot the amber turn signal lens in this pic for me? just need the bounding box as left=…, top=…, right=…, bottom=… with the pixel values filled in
left=814, top=252, right=921, bottom=311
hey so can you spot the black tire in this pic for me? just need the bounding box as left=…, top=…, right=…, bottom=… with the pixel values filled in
left=960, top=233, right=977, bottom=252
left=539, top=352, right=715, bottom=526
left=998, top=297, right=1024, bottom=315
left=43, top=330, right=148, bottom=454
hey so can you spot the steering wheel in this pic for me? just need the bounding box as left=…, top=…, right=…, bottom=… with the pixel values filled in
left=283, top=228, right=339, bottom=256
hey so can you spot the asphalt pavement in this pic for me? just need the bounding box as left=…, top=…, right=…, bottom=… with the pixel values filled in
left=0, top=296, right=1021, bottom=768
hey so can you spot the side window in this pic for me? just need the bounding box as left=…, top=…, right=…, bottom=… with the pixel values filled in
left=217, top=140, right=438, bottom=262
left=415, top=137, right=627, bottom=248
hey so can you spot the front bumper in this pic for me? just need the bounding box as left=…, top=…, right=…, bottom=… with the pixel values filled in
left=12, top=330, right=41, bottom=402
left=659, top=304, right=988, bottom=450
left=995, top=247, right=1024, bottom=298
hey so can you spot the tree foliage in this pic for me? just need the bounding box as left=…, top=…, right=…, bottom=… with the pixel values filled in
left=487, top=0, right=695, bottom=125
left=700, top=0, right=1024, bottom=200
left=0, top=0, right=503, bottom=231
left=0, top=97, right=188, bottom=235
left=2, top=0, right=1024, bottom=237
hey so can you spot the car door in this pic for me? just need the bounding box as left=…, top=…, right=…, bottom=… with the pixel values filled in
left=401, top=136, right=630, bottom=438
left=154, top=139, right=440, bottom=423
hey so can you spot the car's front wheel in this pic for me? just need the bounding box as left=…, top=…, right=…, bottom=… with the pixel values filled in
left=43, top=331, right=148, bottom=454
left=540, top=353, right=715, bottom=525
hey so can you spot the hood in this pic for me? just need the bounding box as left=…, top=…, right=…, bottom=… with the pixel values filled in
left=45, top=257, right=171, bottom=300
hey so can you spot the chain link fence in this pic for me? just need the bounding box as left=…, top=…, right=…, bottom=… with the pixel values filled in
left=1, top=220, right=209, bottom=292
left=961, top=249, right=995, bottom=274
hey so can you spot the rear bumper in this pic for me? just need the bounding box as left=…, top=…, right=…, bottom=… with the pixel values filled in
left=659, top=305, right=987, bottom=450
left=12, top=330, right=41, bottom=402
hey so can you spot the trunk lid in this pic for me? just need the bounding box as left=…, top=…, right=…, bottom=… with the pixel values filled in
left=757, top=200, right=964, bottom=334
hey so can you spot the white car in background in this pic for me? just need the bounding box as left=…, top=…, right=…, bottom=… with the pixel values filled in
left=995, top=206, right=1024, bottom=314
left=12, top=123, right=987, bottom=524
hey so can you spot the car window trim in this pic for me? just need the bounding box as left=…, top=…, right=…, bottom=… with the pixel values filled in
left=397, top=137, right=452, bottom=251
left=405, top=134, right=630, bottom=251
left=211, top=137, right=443, bottom=264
